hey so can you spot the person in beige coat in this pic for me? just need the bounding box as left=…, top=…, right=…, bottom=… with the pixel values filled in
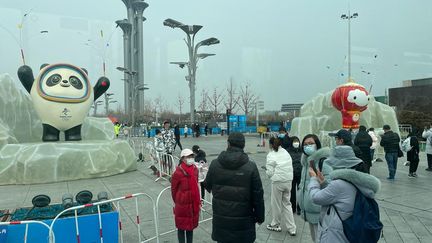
left=266, top=137, right=296, bottom=236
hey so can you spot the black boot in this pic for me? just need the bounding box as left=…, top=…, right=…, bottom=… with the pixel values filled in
left=65, top=125, right=82, bottom=141
left=42, top=124, right=60, bottom=142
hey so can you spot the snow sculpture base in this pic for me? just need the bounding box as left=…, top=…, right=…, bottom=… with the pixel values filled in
left=291, top=91, right=399, bottom=146
left=0, top=140, right=136, bottom=185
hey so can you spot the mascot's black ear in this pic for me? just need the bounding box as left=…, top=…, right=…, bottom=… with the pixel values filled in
left=40, top=64, right=49, bottom=70
left=81, top=68, right=88, bottom=75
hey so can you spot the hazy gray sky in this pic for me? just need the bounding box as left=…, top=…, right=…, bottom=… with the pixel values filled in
left=1, top=0, right=432, bottom=113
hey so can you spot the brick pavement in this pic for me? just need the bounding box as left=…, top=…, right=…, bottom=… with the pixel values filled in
left=1, top=135, right=432, bottom=242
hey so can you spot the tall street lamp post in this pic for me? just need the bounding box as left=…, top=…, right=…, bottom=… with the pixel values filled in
left=116, top=66, right=137, bottom=122
left=104, top=93, right=115, bottom=115
left=131, top=84, right=149, bottom=129
left=93, top=100, right=104, bottom=116
left=341, top=11, right=358, bottom=80
left=163, top=18, right=219, bottom=123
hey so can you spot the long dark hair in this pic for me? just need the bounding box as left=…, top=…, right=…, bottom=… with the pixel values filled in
left=269, top=137, right=282, bottom=152
left=301, top=134, right=322, bottom=155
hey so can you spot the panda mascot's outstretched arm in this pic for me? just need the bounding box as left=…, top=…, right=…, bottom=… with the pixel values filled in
left=94, top=77, right=110, bottom=101
left=17, top=65, right=34, bottom=93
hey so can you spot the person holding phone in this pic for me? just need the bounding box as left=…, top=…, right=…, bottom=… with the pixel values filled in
left=308, top=143, right=380, bottom=243
left=297, top=134, right=332, bottom=243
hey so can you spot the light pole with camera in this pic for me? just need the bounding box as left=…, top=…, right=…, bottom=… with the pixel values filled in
left=163, top=18, right=219, bottom=123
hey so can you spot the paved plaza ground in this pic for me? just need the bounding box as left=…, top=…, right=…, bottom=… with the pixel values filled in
left=1, top=135, right=432, bottom=242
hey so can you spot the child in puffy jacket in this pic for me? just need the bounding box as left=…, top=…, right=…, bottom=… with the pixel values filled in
left=171, top=149, right=201, bottom=243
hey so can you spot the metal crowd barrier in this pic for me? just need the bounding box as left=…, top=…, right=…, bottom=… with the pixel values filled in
left=48, top=193, right=159, bottom=243
left=155, top=186, right=213, bottom=239
left=0, top=220, right=54, bottom=243
left=155, top=154, right=178, bottom=182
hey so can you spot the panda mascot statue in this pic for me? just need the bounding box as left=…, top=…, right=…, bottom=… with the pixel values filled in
left=17, top=63, right=110, bottom=142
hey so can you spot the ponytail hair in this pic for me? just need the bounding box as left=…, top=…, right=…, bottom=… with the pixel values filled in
left=269, top=137, right=281, bottom=152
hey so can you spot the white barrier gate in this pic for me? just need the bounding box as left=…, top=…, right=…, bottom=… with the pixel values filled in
left=0, top=220, right=54, bottom=243
left=49, top=193, right=159, bottom=243
left=155, top=186, right=213, bottom=239
left=155, top=154, right=178, bottom=182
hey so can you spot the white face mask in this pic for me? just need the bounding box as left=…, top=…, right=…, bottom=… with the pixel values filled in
left=293, top=142, right=300, bottom=148
left=185, top=158, right=195, bottom=165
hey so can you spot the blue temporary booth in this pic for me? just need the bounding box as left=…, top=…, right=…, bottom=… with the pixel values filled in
left=3, top=203, right=118, bottom=243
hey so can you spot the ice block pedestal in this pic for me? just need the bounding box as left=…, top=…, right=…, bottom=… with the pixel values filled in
left=0, top=140, right=137, bottom=185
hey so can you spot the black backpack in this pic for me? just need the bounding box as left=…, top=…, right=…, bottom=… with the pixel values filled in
left=332, top=180, right=383, bottom=243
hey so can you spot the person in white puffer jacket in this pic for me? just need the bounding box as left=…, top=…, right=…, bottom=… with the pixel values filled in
left=266, top=137, right=296, bottom=236
left=422, top=126, right=432, bottom=171
left=368, top=127, right=378, bottom=162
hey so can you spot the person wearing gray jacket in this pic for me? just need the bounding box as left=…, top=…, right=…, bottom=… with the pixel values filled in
left=308, top=145, right=381, bottom=243
left=297, top=134, right=332, bottom=242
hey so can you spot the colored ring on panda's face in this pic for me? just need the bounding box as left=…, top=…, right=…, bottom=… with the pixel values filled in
left=37, top=63, right=91, bottom=103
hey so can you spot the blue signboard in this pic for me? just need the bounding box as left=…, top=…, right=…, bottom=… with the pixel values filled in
left=228, top=115, right=238, bottom=122
left=238, top=115, right=247, bottom=122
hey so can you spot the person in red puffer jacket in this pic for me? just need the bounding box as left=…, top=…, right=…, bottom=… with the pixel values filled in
left=171, top=148, right=201, bottom=243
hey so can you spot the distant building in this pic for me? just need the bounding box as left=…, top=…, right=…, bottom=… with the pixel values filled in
left=280, top=104, right=303, bottom=117
left=388, top=78, right=432, bottom=130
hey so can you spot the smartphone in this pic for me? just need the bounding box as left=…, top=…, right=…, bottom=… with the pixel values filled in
left=309, top=160, right=318, bottom=174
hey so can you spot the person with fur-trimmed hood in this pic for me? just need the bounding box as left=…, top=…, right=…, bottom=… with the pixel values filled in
left=297, top=134, right=332, bottom=243
left=308, top=144, right=381, bottom=243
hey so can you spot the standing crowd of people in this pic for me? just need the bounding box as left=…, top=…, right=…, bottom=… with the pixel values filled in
left=152, top=121, right=432, bottom=242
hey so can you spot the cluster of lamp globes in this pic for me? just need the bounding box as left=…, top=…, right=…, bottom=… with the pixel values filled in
left=24, top=190, right=109, bottom=220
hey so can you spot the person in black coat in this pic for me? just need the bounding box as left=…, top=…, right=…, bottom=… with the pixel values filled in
left=204, top=132, right=265, bottom=243
left=278, top=127, right=292, bottom=150
left=407, top=132, right=420, bottom=177
left=354, top=125, right=373, bottom=173
left=193, top=145, right=207, bottom=199
left=173, top=123, right=183, bottom=151
left=287, top=136, right=302, bottom=214
left=380, top=124, right=401, bottom=180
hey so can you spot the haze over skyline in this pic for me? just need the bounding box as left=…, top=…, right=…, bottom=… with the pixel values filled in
left=1, top=0, right=432, bottom=113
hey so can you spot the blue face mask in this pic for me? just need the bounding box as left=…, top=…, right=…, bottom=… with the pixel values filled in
left=304, top=144, right=317, bottom=156
left=278, top=134, right=286, bottom=139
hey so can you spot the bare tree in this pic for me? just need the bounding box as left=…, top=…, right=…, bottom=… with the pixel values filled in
left=224, top=77, right=240, bottom=114
left=198, top=89, right=209, bottom=112
left=177, top=94, right=186, bottom=123
left=207, top=87, right=225, bottom=119
left=237, top=83, right=257, bottom=116
left=153, top=95, right=165, bottom=124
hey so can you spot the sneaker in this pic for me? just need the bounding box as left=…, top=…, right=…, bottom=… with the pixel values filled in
left=289, top=231, right=296, bottom=236
left=408, top=173, right=415, bottom=178
left=426, top=168, right=432, bottom=172
left=266, top=224, right=282, bottom=232
left=386, top=177, right=395, bottom=180
left=413, top=173, right=418, bottom=177
left=404, top=162, right=410, bottom=166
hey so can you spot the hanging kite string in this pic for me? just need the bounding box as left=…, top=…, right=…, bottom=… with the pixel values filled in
left=100, top=26, right=117, bottom=76
left=18, top=9, right=34, bottom=65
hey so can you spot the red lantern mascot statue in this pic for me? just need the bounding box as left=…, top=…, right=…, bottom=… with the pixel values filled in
left=331, top=80, right=370, bottom=129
